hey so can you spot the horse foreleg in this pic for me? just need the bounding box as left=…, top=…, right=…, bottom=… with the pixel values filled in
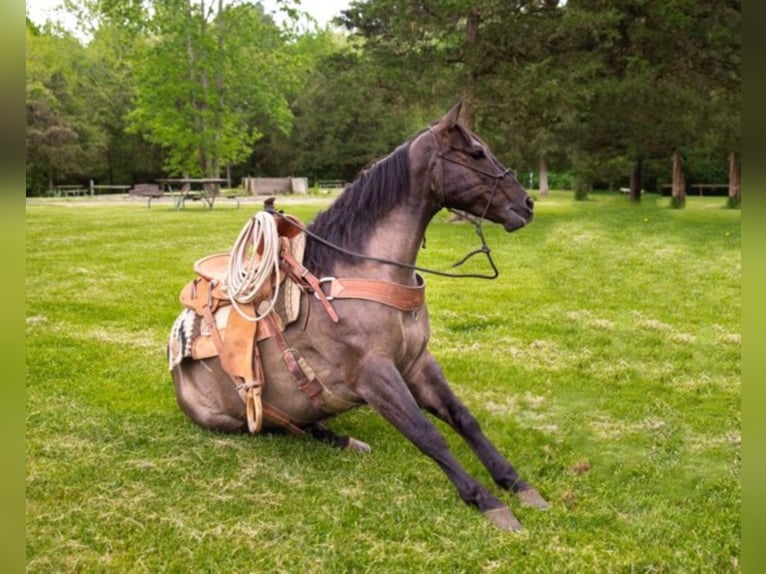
left=407, top=353, right=548, bottom=510
left=355, top=356, right=522, bottom=531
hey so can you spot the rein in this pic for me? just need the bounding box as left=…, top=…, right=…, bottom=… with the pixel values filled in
left=267, top=131, right=511, bottom=280
left=269, top=207, right=499, bottom=280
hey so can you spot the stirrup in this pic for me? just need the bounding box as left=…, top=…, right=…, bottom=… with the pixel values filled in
left=245, top=383, right=263, bottom=433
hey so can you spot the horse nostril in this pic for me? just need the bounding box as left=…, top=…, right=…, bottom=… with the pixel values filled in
left=525, top=196, right=534, bottom=211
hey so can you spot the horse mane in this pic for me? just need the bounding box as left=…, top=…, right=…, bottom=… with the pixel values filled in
left=303, top=141, right=412, bottom=274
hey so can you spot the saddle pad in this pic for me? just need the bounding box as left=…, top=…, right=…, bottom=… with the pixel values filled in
left=275, top=231, right=305, bottom=326
left=168, top=308, right=198, bottom=371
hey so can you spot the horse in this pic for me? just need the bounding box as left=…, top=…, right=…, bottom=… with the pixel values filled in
left=170, top=101, right=548, bottom=531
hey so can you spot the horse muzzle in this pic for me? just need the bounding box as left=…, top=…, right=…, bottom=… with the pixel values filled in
left=503, top=200, right=534, bottom=232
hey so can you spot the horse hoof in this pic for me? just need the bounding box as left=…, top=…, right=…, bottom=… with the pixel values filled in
left=346, top=437, right=372, bottom=453
left=483, top=506, right=522, bottom=531
left=517, top=488, right=549, bottom=510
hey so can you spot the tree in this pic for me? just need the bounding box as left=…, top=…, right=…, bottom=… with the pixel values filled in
left=126, top=0, right=298, bottom=178
left=244, top=27, right=432, bottom=182
left=26, top=22, right=94, bottom=194
left=339, top=0, right=491, bottom=126
left=340, top=0, right=569, bottom=186
left=562, top=0, right=740, bottom=203
left=476, top=1, right=570, bottom=195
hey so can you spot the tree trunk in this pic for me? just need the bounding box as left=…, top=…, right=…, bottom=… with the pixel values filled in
left=728, top=151, right=741, bottom=208
left=574, top=174, right=590, bottom=201
left=671, top=150, right=686, bottom=208
left=461, top=8, right=480, bottom=131
left=185, top=1, right=203, bottom=176
left=539, top=156, right=549, bottom=196
left=629, top=158, right=643, bottom=203
left=213, top=0, right=225, bottom=179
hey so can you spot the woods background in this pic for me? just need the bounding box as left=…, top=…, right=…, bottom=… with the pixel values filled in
left=25, top=0, right=740, bottom=205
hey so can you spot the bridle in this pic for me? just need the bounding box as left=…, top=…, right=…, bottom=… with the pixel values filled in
left=269, top=127, right=516, bottom=280
left=427, top=126, right=515, bottom=279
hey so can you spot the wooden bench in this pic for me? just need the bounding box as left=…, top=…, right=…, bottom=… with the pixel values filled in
left=176, top=189, right=241, bottom=210
left=219, top=190, right=241, bottom=209
left=55, top=185, right=88, bottom=197
left=130, top=183, right=165, bottom=208
left=89, top=182, right=132, bottom=195
left=660, top=183, right=729, bottom=196
left=317, top=180, right=347, bottom=190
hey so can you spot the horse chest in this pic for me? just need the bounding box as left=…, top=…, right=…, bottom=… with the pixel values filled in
left=395, top=308, right=430, bottom=363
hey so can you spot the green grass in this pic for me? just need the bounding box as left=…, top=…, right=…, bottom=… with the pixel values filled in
left=26, top=191, right=740, bottom=572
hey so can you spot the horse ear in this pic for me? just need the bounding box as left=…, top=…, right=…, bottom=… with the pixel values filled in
left=436, top=99, right=463, bottom=130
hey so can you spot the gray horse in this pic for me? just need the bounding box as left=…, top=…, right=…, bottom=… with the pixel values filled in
left=170, top=101, right=547, bottom=530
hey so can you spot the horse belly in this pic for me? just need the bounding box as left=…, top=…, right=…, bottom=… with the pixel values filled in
left=258, top=337, right=364, bottom=428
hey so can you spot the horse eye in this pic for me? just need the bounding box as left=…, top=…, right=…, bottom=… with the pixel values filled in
left=470, top=148, right=486, bottom=160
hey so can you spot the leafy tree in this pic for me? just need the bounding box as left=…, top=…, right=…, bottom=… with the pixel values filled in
left=26, top=22, right=94, bottom=194
left=339, top=0, right=490, bottom=127
left=278, top=36, right=427, bottom=182
left=562, top=0, right=740, bottom=203
left=25, top=0, right=739, bottom=200
left=473, top=1, right=569, bottom=195
left=126, top=0, right=299, bottom=178
left=338, top=0, right=574, bottom=191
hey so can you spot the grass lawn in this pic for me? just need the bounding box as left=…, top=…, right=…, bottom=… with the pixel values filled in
left=26, top=191, right=740, bottom=572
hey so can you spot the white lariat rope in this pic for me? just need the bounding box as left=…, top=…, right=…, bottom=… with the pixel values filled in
left=225, top=211, right=281, bottom=322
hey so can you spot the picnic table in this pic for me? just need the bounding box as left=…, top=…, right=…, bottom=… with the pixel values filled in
left=158, top=178, right=230, bottom=210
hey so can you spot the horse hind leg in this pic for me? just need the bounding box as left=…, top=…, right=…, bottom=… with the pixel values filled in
left=173, top=360, right=371, bottom=448
left=171, top=360, right=248, bottom=433
left=308, top=423, right=372, bottom=453
left=407, top=353, right=548, bottom=510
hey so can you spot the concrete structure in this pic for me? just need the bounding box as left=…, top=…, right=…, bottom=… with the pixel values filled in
left=241, top=177, right=309, bottom=196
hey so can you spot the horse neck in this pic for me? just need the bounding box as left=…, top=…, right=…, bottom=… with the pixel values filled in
left=306, top=140, right=439, bottom=285
left=344, top=198, right=435, bottom=284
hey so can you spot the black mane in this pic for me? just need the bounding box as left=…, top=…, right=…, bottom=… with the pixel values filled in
left=303, top=142, right=412, bottom=274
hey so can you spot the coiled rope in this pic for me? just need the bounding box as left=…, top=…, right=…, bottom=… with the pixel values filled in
left=225, top=211, right=281, bottom=322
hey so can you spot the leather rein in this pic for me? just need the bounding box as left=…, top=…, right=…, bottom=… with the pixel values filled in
left=268, top=129, right=513, bottom=281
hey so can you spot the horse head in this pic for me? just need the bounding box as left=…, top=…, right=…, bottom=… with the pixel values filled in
left=421, top=100, right=534, bottom=232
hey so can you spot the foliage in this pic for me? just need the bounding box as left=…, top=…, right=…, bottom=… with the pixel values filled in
left=546, top=171, right=576, bottom=191
left=25, top=10, right=161, bottom=195
left=126, top=0, right=298, bottom=177
left=339, top=0, right=569, bottom=172
left=25, top=1, right=740, bottom=197
left=561, top=0, right=740, bottom=199
left=26, top=193, right=740, bottom=571
left=25, top=23, right=97, bottom=193
left=254, top=33, right=428, bottom=183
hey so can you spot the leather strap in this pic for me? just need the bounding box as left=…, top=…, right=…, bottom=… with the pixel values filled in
left=223, top=368, right=304, bottom=435
left=324, top=274, right=425, bottom=311
left=261, top=401, right=305, bottom=435
left=262, top=313, right=325, bottom=410
left=201, top=304, right=225, bottom=357
left=280, top=246, right=339, bottom=322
